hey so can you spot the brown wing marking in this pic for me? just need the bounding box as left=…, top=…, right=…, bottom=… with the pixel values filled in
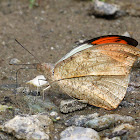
left=56, top=75, right=129, bottom=110
left=54, top=43, right=139, bottom=80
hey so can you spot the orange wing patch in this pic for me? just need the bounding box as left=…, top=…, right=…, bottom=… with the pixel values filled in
left=84, top=35, right=138, bottom=47
left=91, top=36, right=127, bottom=45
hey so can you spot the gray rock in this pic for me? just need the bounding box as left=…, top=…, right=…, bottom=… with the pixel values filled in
left=108, top=123, right=135, bottom=139
left=60, top=126, right=100, bottom=140
left=86, top=116, right=113, bottom=131
left=122, top=32, right=131, bottom=37
left=65, top=113, right=99, bottom=127
left=60, top=99, right=87, bottom=113
left=9, top=58, right=21, bottom=65
left=92, top=0, right=126, bottom=18
left=108, top=130, right=128, bottom=139
left=119, top=101, right=135, bottom=107
left=50, top=111, right=61, bottom=121
left=85, top=114, right=134, bottom=131
left=1, top=114, right=54, bottom=140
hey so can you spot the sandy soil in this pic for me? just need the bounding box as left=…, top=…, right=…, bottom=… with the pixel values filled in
left=0, top=0, right=140, bottom=139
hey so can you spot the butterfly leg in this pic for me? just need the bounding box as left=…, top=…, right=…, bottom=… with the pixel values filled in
left=42, top=85, right=51, bottom=100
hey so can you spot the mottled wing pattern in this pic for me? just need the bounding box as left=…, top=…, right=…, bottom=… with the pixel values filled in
left=54, top=43, right=140, bottom=80
left=53, top=43, right=140, bottom=110
left=56, top=75, right=130, bottom=110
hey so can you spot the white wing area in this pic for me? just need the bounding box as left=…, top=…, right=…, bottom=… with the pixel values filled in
left=56, top=43, right=93, bottom=64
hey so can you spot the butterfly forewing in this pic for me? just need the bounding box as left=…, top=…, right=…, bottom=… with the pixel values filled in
left=54, top=43, right=139, bottom=80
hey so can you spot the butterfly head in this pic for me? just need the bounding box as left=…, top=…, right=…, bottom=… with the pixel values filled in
left=37, top=63, right=54, bottom=82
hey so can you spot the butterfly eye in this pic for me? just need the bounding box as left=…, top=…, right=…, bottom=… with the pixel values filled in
left=52, top=70, right=54, bottom=75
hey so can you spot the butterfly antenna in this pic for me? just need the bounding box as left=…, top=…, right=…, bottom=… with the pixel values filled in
left=15, top=67, right=37, bottom=89
left=15, top=39, right=41, bottom=63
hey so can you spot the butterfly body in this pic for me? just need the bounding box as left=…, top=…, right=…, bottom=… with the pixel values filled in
left=37, top=35, right=139, bottom=110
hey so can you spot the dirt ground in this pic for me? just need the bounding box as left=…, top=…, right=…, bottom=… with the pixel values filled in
left=0, top=0, right=140, bottom=139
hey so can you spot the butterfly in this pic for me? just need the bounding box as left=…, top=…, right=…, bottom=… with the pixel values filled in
left=37, top=35, right=140, bottom=110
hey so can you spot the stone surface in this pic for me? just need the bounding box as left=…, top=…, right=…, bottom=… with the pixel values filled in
left=1, top=114, right=54, bottom=140
left=65, top=113, right=99, bottom=127
left=85, top=114, right=134, bottom=131
left=60, top=126, right=100, bottom=140
left=60, top=99, right=87, bottom=113
left=9, top=58, right=21, bottom=65
left=92, top=0, right=126, bottom=18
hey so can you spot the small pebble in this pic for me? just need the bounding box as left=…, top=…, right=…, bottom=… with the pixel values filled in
left=9, top=58, right=21, bottom=65
left=122, top=32, right=131, bottom=37
left=91, top=0, right=126, bottom=18
left=50, top=111, right=61, bottom=121
left=60, top=99, right=87, bottom=113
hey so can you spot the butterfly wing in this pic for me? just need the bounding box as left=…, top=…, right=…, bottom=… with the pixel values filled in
left=56, top=35, right=138, bottom=64
left=53, top=37, right=140, bottom=110
left=54, top=43, right=140, bottom=80
left=85, top=35, right=138, bottom=46
left=56, top=75, right=129, bottom=110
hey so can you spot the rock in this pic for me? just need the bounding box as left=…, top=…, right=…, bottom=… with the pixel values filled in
left=1, top=114, right=54, bottom=140
left=50, top=111, right=61, bottom=121
left=65, top=113, right=99, bottom=127
left=9, top=58, right=21, bottom=65
left=60, top=126, right=100, bottom=140
left=108, top=123, right=135, bottom=139
left=102, top=114, right=134, bottom=123
left=108, top=130, right=128, bottom=139
left=119, top=101, right=135, bottom=107
left=92, top=0, right=126, bottom=18
left=122, top=32, right=131, bottom=37
left=85, top=114, right=134, bottom=131
left=86, top=116, right=113, bottom=131
left=60, top=99, right=87, bottom=113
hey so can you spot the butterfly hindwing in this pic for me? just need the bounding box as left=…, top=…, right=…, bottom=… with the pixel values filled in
left=56, top=74, right=130, bottom=110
